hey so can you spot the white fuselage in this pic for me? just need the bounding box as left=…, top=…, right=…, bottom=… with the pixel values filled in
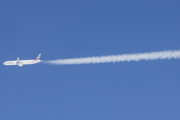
left=3, top=59, right=41, bottom=66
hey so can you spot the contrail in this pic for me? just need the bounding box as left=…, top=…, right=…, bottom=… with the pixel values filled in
left=44, top=50, right=180, bottom=65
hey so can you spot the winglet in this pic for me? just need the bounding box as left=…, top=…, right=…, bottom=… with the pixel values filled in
left=17, top=57, right=20, bottom=62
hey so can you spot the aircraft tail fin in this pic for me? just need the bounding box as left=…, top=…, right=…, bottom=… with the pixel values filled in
left=36, top=54, right=41, bottom=60
left=34, top=54, right=41, bottom=61
left=32, top=54, right=41, bottom=63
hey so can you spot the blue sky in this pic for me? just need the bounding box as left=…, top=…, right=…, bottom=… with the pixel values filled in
left=1, top=0, right=180, bottom=120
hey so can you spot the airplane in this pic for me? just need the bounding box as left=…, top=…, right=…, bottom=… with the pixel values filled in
left=3, top=54, right=41, bottom=67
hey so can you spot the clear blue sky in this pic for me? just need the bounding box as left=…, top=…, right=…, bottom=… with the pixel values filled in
left=1, top=0, right=180, bottom=120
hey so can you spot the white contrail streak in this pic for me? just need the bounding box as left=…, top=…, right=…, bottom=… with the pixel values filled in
left=44, top=50, right=180, bottom=65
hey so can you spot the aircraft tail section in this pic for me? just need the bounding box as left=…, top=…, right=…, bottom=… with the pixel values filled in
left=37, top=54, right=41, bottom=60
left=32, top=54, right=41, bottom=63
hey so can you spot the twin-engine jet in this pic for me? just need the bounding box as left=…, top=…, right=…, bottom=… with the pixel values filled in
left=3, top=54, right=41, bottom=67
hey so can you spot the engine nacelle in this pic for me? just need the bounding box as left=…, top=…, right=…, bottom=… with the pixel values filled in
left=18, top=63, right=23, bottom=67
